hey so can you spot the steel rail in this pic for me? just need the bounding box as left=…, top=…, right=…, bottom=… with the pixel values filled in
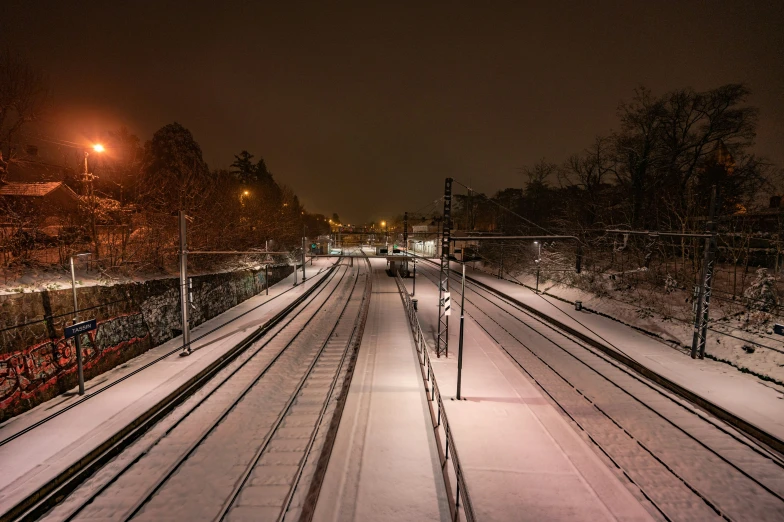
left=414, top=254, right=784, bottom=457
left=0, top=263, right=342, bottom=522
left=118, top=263, right=355, bottom=522
left=213, top=258, right=366, bottom=521
left=269, top=253, right=371, bottom=521
left=416, top=260, right=784, bottom=520
left=54, top=263, right=350, bottom=522
left=422, top=263, right=784, bottom=497
left=0, top=262, right=338, bottom=447
left=298, top=249, right=373, bottom=521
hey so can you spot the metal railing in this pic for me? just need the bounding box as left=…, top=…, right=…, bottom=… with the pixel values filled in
left=393, top=271, right=476, bottom=522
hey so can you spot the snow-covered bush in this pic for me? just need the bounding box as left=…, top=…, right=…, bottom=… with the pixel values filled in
left=664, top=274, right=678, bottom=294
left=744, top=268, right=778, bottom=312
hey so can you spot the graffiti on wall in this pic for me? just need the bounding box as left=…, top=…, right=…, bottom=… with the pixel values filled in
left=0, top=312, right=150, bottom=416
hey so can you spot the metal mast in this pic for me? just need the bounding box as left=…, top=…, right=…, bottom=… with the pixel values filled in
left=437, top=177, right=453, bottom=357
left=691, top=185, right=718, bottom=359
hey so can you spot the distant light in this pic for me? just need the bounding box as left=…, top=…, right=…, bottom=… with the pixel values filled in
left=533, top=241, right=539, bottom=244
left=243, top=190, right=250, bottom=196
left=93, top=144, right=105, bottom=153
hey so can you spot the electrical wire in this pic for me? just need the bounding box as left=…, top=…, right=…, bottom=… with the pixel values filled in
left=466, top=251, right=784, bottom=355
left=451, top=178, right=557, bottom=236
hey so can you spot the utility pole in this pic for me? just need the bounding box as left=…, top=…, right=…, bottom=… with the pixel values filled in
left=178, top=211, right=192, bottom=356
left=437, top=177, right=453, bottom=358
left=403, top=211, right=408, bottom=273
left=412, top=257, right=417, bottom=297
left=534, top=241, right=542, bottom=293
left=302, top=224, right=307, bottom=281
left=83, top=151, right=100, bottom=259
left=456, top=262, right=466, bottom=399
left=691, top=186, right=718, bottom=359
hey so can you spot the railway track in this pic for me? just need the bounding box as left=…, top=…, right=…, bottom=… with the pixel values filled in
left=3, top=252, right=372, bottom=522
left=416, top=260, right=784, bottom=521
left=0, top=262, right=337, bottom=448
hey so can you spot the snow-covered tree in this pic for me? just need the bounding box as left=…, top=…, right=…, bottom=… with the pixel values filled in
left=744, top=268, right=778, bottom=312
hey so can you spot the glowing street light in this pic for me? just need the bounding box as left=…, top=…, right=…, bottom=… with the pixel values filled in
left=92, top=143, right=105, bottom=153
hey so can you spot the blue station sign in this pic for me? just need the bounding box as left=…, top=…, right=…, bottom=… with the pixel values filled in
left=65, top=319, right=97, bottom=339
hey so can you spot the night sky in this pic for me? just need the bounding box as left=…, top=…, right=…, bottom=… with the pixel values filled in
left=3, top=1, right=783, bottom=223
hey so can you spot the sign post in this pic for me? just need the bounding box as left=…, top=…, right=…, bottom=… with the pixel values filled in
left=65, top=319, right=97, bottom=395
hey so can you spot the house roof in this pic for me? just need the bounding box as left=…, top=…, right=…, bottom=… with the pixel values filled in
left=0, top=181, right=67, bottom=197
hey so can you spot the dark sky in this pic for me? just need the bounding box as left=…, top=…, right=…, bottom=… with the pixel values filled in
left=3, top=1, right=783, bottom=223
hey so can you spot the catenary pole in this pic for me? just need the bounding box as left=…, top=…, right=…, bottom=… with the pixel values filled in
left=178, top=211, right=191, bottom=356
left=692, top=185, right=718, bottom=359
left=437, top=177, right=453, bottom=357
left=302, top=224, right=307, bottom=281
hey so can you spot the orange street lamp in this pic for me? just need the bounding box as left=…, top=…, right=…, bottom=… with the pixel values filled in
left=93, top=143, right=105, bottom=153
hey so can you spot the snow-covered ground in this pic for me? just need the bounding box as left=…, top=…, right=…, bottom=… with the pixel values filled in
left=406, top=259, right=784, bottom=520
left=452, top=262, right=784, bottom=442
left=471, top=262, right=784, bottom=385
left=0, top=260, right=333, bottom=514
left=313, top=259, right=451, bottom=522
left=0, top=257, right=298, bottom=295
left=398, top=263, right=657, bottom=521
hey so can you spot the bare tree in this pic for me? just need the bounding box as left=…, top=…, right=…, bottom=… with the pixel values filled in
left=0, top=50, right=50, bottom=168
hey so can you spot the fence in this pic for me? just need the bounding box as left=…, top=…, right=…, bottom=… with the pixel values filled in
left=393, top=271, right=475, bottom=522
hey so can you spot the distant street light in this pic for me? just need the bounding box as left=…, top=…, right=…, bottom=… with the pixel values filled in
left=69, top=252, right=92, bottom=396
left=92, top=143, right=105, bottom=153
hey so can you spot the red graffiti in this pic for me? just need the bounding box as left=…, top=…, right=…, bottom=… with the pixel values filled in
left=0, top=314, right=149, bottom=414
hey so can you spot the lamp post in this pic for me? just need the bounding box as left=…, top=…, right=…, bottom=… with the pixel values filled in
left=533, top=241, right=542, bottom=293
left=381, top=220, right=387, bottom=247
left=456, top=261, right=466, bottom=399
left=70, top=252, right=92, bottom=395
left=302, top=224, right=307, bottom=281
left=412, top=256, right=417, bottom=297
left=83, top=144, right=104, bottom=258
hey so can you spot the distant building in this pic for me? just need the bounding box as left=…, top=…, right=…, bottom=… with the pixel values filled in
left=0, top=181, right=81, bottom=216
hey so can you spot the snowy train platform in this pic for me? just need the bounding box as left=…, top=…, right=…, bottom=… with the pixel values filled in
left=312, top=258, right=451, bottom=522
left=458, top=264, right=784, bottom=443
left=400, top=270, right=657, bottom=521
left=0, top=260, right=334, bottom=513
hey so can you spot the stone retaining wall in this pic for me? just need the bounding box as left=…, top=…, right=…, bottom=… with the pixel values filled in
left=0, top=265, right=294, bottom=421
